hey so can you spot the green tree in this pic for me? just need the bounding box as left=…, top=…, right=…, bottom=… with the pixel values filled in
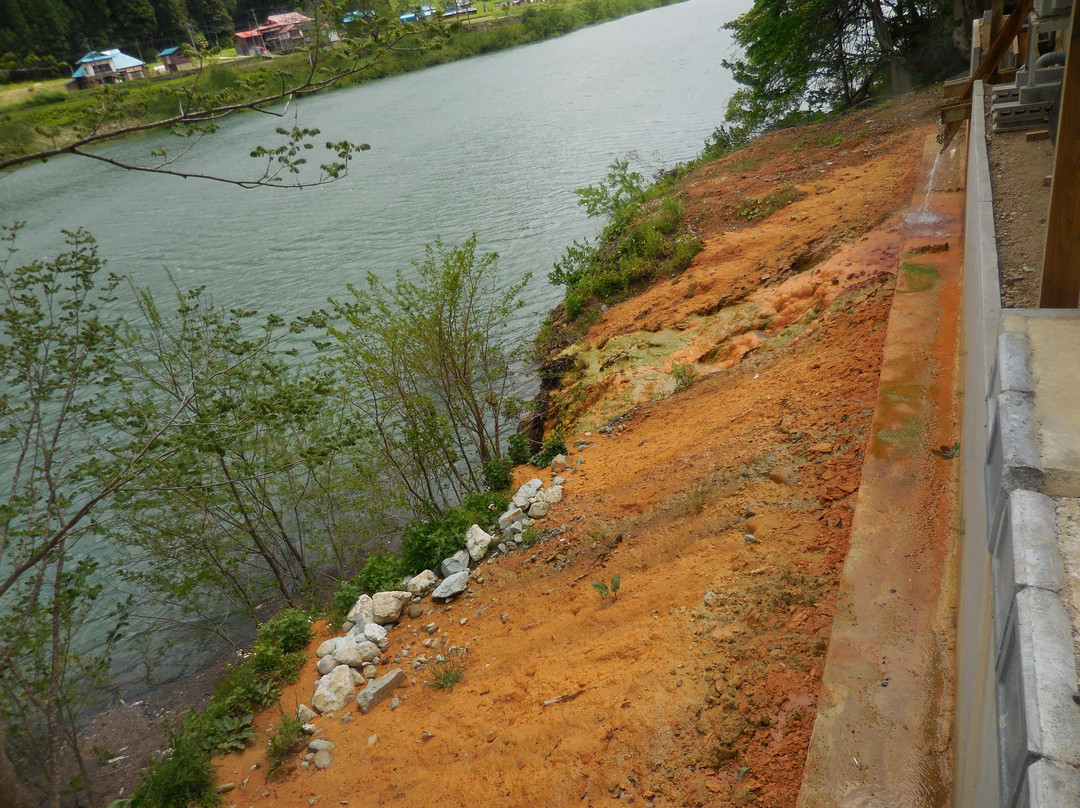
left=329, top=236, right=528, bottom=512
left=0, top=226, right=166, bottom=808
left=110, top=284, right=391, bottom=630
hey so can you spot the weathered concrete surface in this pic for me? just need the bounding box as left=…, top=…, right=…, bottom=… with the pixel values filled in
left=798, top=135, right=964, bottom=808
left=1008, top=313, right=1080, bottom=497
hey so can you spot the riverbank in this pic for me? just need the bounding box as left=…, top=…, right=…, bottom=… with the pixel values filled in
left=0, top=0, right=685, bottom=166
left=154, top=91, right=945, bottom=807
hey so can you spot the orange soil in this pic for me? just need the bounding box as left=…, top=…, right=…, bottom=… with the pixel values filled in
left=214, top=93, right=941, bottom=808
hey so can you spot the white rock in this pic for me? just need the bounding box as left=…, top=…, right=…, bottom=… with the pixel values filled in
left=372, top=591, right=412, bottom=624
left=316, top=655, right=338, bottom=675
left=333, top=638, right=380, bottom=667
left=406, top=570, right=437, bottom=594
left=363, top=622, right=388, bottom=644
left=527, top=501, right=549, bottom=518
left=347, top=594, right=374, bottom=626
left=550, top=454, right=570, bottom=471
left=517, top=478, right=544, bottom=499
left=512, top=492, right=531, bottom=508
left=316, top=638, right=339, bottom=658
left=542, top=485, right=563, bottom=504
left=297, top=704, right=318, bottom=723
left=465, top=524, right=493, bottom=561
left=312, top=664, right=355, bottom=713
left=552, top=476, right=565, bottom=486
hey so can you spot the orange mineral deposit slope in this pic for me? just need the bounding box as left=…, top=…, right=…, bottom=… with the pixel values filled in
left=215, top=92, right=955, bottom=808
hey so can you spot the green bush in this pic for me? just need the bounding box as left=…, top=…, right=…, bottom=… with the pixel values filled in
left=482, top=456, right=513, bottom=491
left=257, top=609, right=312, bottom=654
left=332, top=576, right=366, bottom=616
left=266, top=706, right=305, bottom=777
left=356, top=552, right=408, bottom=594
left=530, top=430, right=567, bottom=468
left=462, top=490, right=510, bottom=527
left=508, top=432, right=531, bottom=465
left=400, top=508, right=472, bottom=575
left=130, top=720, right=219, bottom=808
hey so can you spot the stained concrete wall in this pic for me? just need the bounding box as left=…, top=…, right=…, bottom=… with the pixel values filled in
left=956, top=82, right=1005, bottom=808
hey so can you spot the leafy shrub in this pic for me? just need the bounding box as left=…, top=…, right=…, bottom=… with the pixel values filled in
left=482, top=456, right=513, bottom=491
left=400, top=508, right=472, bottom=575
left=257, top=609, right=312, bottom=654
left=671, top=362, right=697, bottom=393
left=130, top=720, right=219, bottom=808
left=530, top=430, right=567, bottom=468
left=592, top=573, right=621, bottom=600
left=508, top=432, right=531, bottom=465
left=332, top=576, right=366, bottom=616
left=266, top=706, right=305, bottom=777
left=462, top=490, right=509, bottom=525
left=702, top=124, right=749, bottom=160
left=356, top=552, right=408, bottom=594
left=430, top=656, right=465, bottom=690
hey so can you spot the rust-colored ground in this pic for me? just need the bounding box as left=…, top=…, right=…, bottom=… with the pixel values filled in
left=214, top=93, right=941, bottom=808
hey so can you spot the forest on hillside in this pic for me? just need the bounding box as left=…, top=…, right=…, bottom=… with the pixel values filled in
left=0, top=0, right=307, bottom=74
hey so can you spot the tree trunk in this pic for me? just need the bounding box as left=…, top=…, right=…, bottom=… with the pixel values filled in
left=870, top=0, right=912, bottom=95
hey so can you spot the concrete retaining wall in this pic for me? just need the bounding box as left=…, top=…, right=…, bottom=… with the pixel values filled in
left=957, top=81, right=1080, bottom=808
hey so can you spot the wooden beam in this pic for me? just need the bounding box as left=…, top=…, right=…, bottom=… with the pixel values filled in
left=943, top=78, right=969, bottom=98
left=941, top=101, right=973, bottom=123
left=1040, top=6, right=1080, bottom=307
left=989, top=0, right=1005, bottom=79
left=939, top=0, right=1036, bottom=150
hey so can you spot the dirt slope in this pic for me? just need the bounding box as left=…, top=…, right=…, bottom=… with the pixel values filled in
left=213, top=93, right=941, bottom=808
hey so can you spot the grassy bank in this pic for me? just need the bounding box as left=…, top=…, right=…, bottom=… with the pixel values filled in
left=0, top=0, right=684, bottom=164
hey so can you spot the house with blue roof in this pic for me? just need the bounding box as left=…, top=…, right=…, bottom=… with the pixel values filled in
left=66, top=49, right=149, bottom=91
left=158, top=46, right=195, bottom=73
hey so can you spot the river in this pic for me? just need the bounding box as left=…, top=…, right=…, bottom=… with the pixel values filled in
left=0, top=0, right=750, bottom=687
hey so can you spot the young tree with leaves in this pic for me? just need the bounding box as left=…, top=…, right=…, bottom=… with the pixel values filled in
left=329, top=236, right=528, bottom=512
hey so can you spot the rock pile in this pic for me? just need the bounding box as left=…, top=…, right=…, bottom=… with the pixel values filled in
left=296, top=476, right=567, bottom=770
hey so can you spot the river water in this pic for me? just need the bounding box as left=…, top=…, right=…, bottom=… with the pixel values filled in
left=0, top=0, right=750, bottom=686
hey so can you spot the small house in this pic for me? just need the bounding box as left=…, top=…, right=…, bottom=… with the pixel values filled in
left=66, top=49, right=148, bottom=91
left=158, top=46, right=196, bottom=73
left=232, top=29, right=267, bottom=57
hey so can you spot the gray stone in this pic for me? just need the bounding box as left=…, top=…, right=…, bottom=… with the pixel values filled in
left=372, top=590, right=412, bottom=624
left=552, top=476, right=565, bottom=486
left=407, top=603, right=424, bottom=618
left=498, top=542, right=508, bottom=554
left=340, top=620, right=354, bottom=634
left=361, top=663, right=377, bottom=679
left=550, top=454, right=569, bottom=471
left=313, top=749, right=332, bottom=769
left=432, top=570, right=469, bottom=601
left=466, top=524, right=493, bottom=561
left=406, top=570, right=437, bottom=594
left=308, top=739, right=335, bottom=752
left=441, top=555, right=467, bottom=577
left=315, top=638, right=339, bottom=658
left=542, top=485, right=564, bottom=504
left=316, top=655, right=338, bottom=675
left=998, top=331, right=1035, bottom=394
left=346, top=594, right=374, bottom=627
left=312, top=664, right=355, bottom=713
left=332, top=638, right=379, bottom=667
left=356, top=668, right=406, bottom=714
left=498, top=507, right=524, bottom=531
left=527, top=501, right=549, bottom=519
left=297, top=703, right=318, bottom=723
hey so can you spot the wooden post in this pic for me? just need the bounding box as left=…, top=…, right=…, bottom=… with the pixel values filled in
left=1039, top=7, right=1080, bottom=307
left=989, top=0, right=1005, bottom=79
